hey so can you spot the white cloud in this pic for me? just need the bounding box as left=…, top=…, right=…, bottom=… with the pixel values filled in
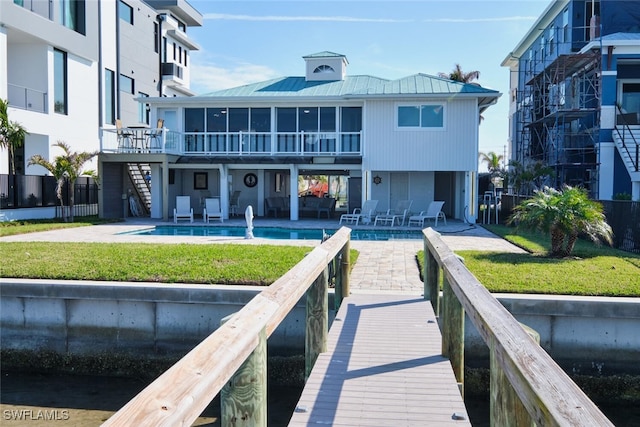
left=190, top=61, right=281, bottom=94
left=203, top=13, right=410, bottom=23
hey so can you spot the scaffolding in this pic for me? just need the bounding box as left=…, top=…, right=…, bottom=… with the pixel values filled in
left=514, top=24, right=601, bottom=195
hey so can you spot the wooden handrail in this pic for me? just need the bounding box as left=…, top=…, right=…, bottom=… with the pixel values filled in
left=422, top=227, right=613, bottom=426
left=102, top=227, right=351, bottom=427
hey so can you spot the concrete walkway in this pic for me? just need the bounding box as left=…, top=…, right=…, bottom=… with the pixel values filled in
left=0, top=219, right=525, bottom=295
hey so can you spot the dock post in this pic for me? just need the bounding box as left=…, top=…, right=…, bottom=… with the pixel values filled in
left=441, top=274, right=465, bottom=395
left=306, top=266, right=329, bottom=380
left=220, top=315, right=267, bottom=427
left=336, top=240, right=350, bottom=309
left=490, top=323, right=540, bottom=426
left=425, top=242, right=440, bottom=315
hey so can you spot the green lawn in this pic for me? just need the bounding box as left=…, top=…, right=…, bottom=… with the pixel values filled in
left=0, top=217, right=117, bottom=237
left=418, top=225, right=640, bottom=297
left=0, top=219, right=358, bottom=286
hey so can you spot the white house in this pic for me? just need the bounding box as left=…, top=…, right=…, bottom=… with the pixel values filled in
left=98, top=51, right=501, bottom=222
left=0, top=0, right=201, bottom=220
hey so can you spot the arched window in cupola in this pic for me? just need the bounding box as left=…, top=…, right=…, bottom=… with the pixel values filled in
left=313, top=65, right=335, bottom=74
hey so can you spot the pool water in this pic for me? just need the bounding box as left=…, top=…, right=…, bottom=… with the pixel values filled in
left=120, top=226, right=422, bottom=241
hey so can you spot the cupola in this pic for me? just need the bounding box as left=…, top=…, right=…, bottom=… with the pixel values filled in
left=303, top=51, right=348, bottom=82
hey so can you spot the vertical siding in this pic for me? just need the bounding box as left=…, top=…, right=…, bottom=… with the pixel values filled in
left=363, top=99, right=479, bottom=171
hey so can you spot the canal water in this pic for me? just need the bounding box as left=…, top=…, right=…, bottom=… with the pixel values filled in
left=1, top=371, right=638, bottom=426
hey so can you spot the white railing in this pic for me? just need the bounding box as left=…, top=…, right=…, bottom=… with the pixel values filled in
left=100, top=128, right=363, bottom=156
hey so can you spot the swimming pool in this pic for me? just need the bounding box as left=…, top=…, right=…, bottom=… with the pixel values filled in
left=120, top=226, right=423, bottom=241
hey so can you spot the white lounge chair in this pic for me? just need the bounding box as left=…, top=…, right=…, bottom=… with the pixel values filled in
left=374, top=200, right=413, bottom=226
left=203, top=198, right=223, bottom=223
left=408, top=201, right=446, bottom=227
left=339, top=200, right=378, bottom=225
left=174, top=195, right=193, bottom=223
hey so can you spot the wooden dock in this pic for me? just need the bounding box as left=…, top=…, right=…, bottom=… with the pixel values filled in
left=288, top=294, right=471, bottom=426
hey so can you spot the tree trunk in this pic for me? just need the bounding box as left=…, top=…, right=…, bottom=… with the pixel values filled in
left=550, top=226, right=565, bottom=257
left=564, top=232, right=579, bottom=257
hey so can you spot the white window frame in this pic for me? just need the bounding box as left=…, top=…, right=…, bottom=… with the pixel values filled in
left=395, top=102, right=446, bottom=131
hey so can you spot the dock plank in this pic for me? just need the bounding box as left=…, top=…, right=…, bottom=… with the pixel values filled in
left=288, top=294, right=471, bottom=426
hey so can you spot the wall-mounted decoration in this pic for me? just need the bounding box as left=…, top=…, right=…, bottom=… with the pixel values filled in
left=275, top=173, right=283, bottom=192
left=373, top=175, right=382, bottom=185
left=244, top=173, right=258, bottom=188
left=194, top=172, right=208, bottom=190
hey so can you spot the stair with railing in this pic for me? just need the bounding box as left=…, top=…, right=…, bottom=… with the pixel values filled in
left=613, top=106, right=640, bottom=181
left=128, top=163, right=151, bottom=215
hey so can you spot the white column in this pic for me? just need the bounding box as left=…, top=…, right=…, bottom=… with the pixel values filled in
left=598, top=142, right=616, bottom=201
left=150, top=164, right=162, bottom=219
left=289, top=164, right=299, bottom=220
left=632, top=181, right=640, bottom=202
left=219, top=165, right=230, bottom=219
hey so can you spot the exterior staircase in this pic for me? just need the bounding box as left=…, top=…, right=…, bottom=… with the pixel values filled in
left=612, top=125, right=640, bottom=181
left=128, top=163, right=151, bottom=215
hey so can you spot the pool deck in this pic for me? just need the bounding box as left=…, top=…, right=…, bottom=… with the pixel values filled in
left=1, top=217, right=524, bottom=295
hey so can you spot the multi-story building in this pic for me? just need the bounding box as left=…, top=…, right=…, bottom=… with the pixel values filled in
left=502, top=0, right=640, bottom=201
left=98, top=51, right=501, bottom=222
left=0, top=0, right=201, bottom=218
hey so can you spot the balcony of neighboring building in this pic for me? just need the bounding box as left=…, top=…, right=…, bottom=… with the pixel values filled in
left=161, top=62, right=185, bottom=87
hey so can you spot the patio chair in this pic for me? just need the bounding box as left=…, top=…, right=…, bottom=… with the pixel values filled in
left=339, top=200, right=378, bottom=225
left=203, top=198, right=223, bottom=223
left=229, top=190, right=241, bottom=216
left=374, top=200, right=413, bottom=226
left=408, top=201, right=446, bottom=227
left=174, top=195, right=193, bottom=223
left=145, top=118, right=164, bottom=151
left=116, top=119, right=133, bottom=150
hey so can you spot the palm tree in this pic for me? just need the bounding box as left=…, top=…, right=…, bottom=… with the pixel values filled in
left=438, top=64, right=480, bottom=84
left=28, top=141, right=98, bottom=222
left=0, top=98, right=29, bottom=175
left=507, top=186, right=613, bottom=257
left=479, top=151, right=504, bottom=175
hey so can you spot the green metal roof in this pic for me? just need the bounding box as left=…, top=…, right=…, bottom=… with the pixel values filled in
left=201, top=73, right=499, bottom=99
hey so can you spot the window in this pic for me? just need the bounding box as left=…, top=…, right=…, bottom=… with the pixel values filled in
left=173, top=43, right=176, bottom=60
left=341, top=107, right=362, bottom=132
left=118, top=1, right=133, bottom=24
left=299, top=107, right=318, bottom=132
left=105, top=69, right=115, bottom=124
left=154, top=22, right=159, bottom=53
left=228, top=108, right=249, bottom=132
left=178, top=46, right=182, bottom=64
left=119, top=74, right=134, bottom=94
left=207, top=108, right=227, bottom=132
left=397, top=104, right=444, bottom=129
left=184, top=51, right=188, bottom=67
left=185, top=108, right=205, bottom=132
left=548, top=26, right=555, bottom=55
left=314, top=65, right=335, bottom=74
left=58, top=0, right=85, bottom=34
left=54, top=49, right=67, bottom=114
left=163, top=37, right=167, bottom=62
left=138, top=92, right=149, bottom=124
left=562, top=9, right=569, bottom=43
left=250, top=108, right=270, bottom=132
left=276, top=108, right=297, bottom=132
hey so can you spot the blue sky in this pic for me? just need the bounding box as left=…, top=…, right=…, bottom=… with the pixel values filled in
left=186, top=0, right=551, bottom=171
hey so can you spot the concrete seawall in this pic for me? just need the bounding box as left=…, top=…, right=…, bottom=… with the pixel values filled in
left=1, top=279, right=638, bottom=374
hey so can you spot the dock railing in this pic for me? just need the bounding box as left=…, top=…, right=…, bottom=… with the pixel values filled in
left=422, top=227, right=613, bottom=426
left=101, top=227, right=351, bottom=427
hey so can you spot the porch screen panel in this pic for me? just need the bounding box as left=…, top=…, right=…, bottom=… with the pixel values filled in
left=228, top=108, right=248, bottom=152
left=185, top=108, right=204, bottom=151
left=250, top=108, right=270, bottom=153
left=277, top=107, right=297, bottom=153
left=341, top=107, right=362, bottom=153
left=319, top=107, right=336, bottom=152
left=206, top=108, right=227, bottom=152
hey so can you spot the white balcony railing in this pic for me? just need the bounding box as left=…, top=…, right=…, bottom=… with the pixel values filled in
left=8, top=84, right=47, bottom=113
left=100, top=129, right=363, bottom=156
